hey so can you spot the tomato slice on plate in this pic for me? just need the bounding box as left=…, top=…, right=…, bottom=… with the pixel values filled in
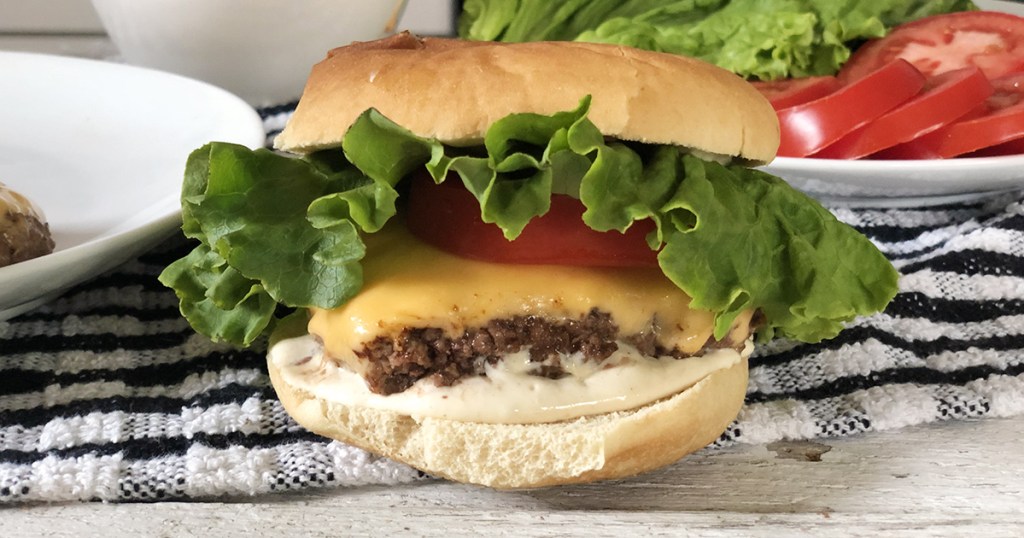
left=776, top=59, right=925, bottom=157
left=813, top=67, right=993, bottom=159
left=967, top=136, right=1024, bottom=157
left=405, top=173, right=659, bottom=267
left=986, top=71, right=1024, bottom=110
left=750, top=76, right=841, bottom=110
left=877, top=72, right=1024, bottom=159
left=839, top=11, right=1024, bottom=83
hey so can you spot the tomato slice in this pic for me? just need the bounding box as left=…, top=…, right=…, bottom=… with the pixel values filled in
left=839, top=11, right=1024, bottom=83
left=405, top=173, right=659, bottom=267
left=966, top=136, right=1024, bottom=157
left=813, top=67, right=993, bottom=160
left=776, top=60, right=925, bottom=158
left=986, top=71, right=1024, bottom=110
left=750, top=76, right=841, bottom=110
left=877, top=72, right=1024, bottom=159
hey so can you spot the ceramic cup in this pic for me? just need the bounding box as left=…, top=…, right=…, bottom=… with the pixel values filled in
left=90, top=0, right=407, bottom=105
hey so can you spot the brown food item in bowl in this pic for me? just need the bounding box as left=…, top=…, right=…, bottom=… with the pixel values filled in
left=0, top=182, right=55, bottom=267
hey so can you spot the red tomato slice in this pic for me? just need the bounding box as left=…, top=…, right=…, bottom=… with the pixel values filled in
left=986, top=71, right=1024, bottom=110
left=750, top=76, right=841, bottom=110
left=405, top=173, right=659, bottom=267
left=776, top=60, right=925, bottom=157
left=876, top=72, right=1024, bottom=159
left=813, top=67, right=993, bottom=160
left=839, top=11, right=1024, bottom=83
left=966, top=136, right=1024, bottom=157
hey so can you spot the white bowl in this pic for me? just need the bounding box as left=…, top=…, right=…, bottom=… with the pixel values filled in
left=91, top=0, right=407, bottom=106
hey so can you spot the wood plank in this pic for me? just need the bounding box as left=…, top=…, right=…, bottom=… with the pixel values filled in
left=7, top=417, right=1024, bottom=536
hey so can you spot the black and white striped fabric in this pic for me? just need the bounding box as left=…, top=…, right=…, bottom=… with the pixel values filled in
left=1, top=105, right=1022, bottom=502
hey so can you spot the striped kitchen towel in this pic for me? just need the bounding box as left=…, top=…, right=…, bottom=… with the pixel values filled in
left=1, top=105, right=1022, bottom=502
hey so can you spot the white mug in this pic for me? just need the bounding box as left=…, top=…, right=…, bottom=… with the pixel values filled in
left=91, top=0, right=408, bottom=105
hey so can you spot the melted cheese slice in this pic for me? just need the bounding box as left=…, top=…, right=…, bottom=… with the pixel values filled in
left=309, top=223, right=753, bottom=371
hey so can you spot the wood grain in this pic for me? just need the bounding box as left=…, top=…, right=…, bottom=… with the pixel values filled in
left=8, top=417, right=1024, bottom=537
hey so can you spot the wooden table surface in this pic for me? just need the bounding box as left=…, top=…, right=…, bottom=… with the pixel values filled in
left=3, top=25, right=1023, bottom=538
left=6, top=417, right=1024, bottom=536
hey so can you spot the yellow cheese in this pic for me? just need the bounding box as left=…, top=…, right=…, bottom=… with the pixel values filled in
left=309, top=223, right=753, bottom=364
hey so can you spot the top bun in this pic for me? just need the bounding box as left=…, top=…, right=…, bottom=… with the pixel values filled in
left=274, top=32, right=779, bottom=162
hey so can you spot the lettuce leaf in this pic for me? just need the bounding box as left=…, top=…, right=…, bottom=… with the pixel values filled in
left=655, top=157, right=897, bottom=340
left=458, top=0, right=975, bottom=79
left=160, top=143, right=378, bottom=345
left=162, top=98, right=897, bottom=346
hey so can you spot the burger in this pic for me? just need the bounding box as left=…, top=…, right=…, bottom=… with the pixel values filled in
left=1, top=182, right=54, bottom=268
left=160, top=33, right=898, bottom=488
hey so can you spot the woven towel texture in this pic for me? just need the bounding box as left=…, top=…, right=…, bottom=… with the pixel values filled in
left=1, top=106, right=1022, bottom=502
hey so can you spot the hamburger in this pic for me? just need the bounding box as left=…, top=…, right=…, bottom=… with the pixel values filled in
left=160, top=33, right=898, bottom=488
left=1, top=182, right=55, bottom=268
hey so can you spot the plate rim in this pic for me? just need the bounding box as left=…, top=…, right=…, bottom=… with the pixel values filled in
left=760, top=153, right=1024, bottom=205
left=758, top=0, right=1024, bottom=206
left=768, top=153, right=1024, bottom=174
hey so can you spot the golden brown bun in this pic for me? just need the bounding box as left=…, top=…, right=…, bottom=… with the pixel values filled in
left=274, top=32, right=779, bottom=163
left=268, top=350, right=748, bottom=489
left=0, top=183, right=54, bottom=267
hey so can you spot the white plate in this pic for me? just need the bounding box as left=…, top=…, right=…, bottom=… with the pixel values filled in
left=757, top=0, right=1024, bottom=207
left=0, top=51, right=266, bottom=320
left=977, top=0, right=1024, bottom=16
left=759, top=154, right=1024, bottom=207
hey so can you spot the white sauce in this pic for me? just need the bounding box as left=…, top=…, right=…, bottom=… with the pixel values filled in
left=270, top=334, right=751, bottom=424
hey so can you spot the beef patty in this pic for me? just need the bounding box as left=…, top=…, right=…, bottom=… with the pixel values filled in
left=346, top=308, right=752, bottom=395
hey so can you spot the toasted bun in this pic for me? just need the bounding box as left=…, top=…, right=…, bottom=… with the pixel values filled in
left=268, top=348, right=747, bottom=489
left=274, top=33, right=779, bottom=162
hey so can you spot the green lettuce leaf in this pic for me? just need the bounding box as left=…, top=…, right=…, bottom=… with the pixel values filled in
left=658, top=157, right=896, bottom=341
left=162, top=99, right=897, bottom=346
left=459, top=0, right=719, bottom=43
left=350, top=97, right=603, bottom=239
left=458, top=0, right=975, bottom=79
left=161, top=143, right=382, bottom=344
left=159, top=243, right=277, bottom=346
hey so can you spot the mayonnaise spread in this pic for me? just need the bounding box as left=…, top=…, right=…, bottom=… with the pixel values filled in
left=270, top=335, right=750, bottom=424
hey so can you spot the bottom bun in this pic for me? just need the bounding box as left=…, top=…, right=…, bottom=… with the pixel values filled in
left=267, top=345, right=748, bottom=489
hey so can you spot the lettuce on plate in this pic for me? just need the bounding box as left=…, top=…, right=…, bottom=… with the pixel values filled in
left=458, top=0, right=975, bottom=80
